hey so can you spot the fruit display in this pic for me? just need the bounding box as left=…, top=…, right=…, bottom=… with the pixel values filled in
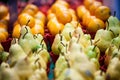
left=12, top=4, right=46, bottom=38
left=0, top=0, right=120, bottom=80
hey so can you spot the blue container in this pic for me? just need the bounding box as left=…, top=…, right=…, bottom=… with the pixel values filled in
left=103, top=0, right=120, bottom=20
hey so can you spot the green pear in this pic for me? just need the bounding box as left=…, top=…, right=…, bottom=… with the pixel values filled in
left=19, top=26, right=41, bottom=53
left=37, top=48, right=50, bottom=64
left=0, top=66, right=20, bottom=80
left=0, top=51, right=9, bottom=62
left=54, top=54, right=68, bottom=78
left=94, top=70, right=105, bottom=80
left=33, top=34, right=47, bottom=49
left=106, top=57, right=120, bottom=80
left=56, top=68, right=85, bottom=80
left=85, top=45, right=100, bottom=60
left=52, top=34, right=67, bottom=55
left=61, top=23, right=75, bottom=41
left=94, top=29, right=114, bottom=53
left=28, top=68, right=48, bottom=80
left=107, top=16, right=120, bottom=37
left=8, top=40, right=27, bottom=66
left=13, top=57, right=33, bottom=80
left=111, top=34, right=120, bottom=48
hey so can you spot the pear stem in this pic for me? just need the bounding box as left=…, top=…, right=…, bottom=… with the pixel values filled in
left=66, top=44, right=68, bottom=53
left=109, top=29, right=115, bottom=37
left=106, top=20, right=109, bottom=30
left=40, top=38, right=44, bottom=45
left=77, top=34, right=80, bottom=43
left=90, top=38, right=92, bottom=45
left=22, top=27, right=28, bottom=39
left=92, top=45, right=97, bottom=51
left=34, top=58, right=39, bottom=64
left=61, top=41, right=65, bottom=47
left=25, top=19, right=30, bottom=27
left=94, top=39, right=100, bottom=45
left=33, top=35, right=37, bottom=39
left=69, top=32, right=72, bottom=39
left=118, top=45, right=120, bottom=51
left=60, top=34, right=62, bottom=41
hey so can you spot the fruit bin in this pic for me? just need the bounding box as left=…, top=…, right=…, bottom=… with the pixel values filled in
left=0, top=0, right=120, bottom=80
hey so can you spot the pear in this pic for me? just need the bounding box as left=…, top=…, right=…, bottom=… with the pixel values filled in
left=0, top=51, right=9, bottom=62
left=13, top=57, right=33, bottom=80
left=0, top=62, right=9, bottom=68
left=107, top=16, right=120, bottom=37
left=19, top=26, right=41, bottom=53
left=105, top=45, right=118, bottom=65
left=37, top=48, right=50, bottom=64
left=90, top=58, right=100, bottom=70
left=8, top=40, right=27, bottom=66
left=0, top=66, right=20, bottom=80
left=94, top=29, right=114, bottom=53
left=106, top=57, right=120, bottom=80
left=54, top=54, right=68, bottom=78
left=111, top=34, right=120, bottom=48
left=61, top=23, right=75, bottom=41
left=33, top=34, right=47, bottom=49
left=28, top=68, right=48, bottom=80
left=28, top=53, right=47, bottom=70
left=52, top=34, right=67, bottom=55
left=56, top=68, right=85, bottom=80
left=94, top=70, right=105, bottom=80
left=85, top=45, right=100, bottom=60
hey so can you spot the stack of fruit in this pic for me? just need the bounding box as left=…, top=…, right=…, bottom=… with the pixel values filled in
left=47, top=0, right=78, bottom=36
left=0, top=25, right=50, bottom=80
left=12, top=4, right=46, bottom=38
left=76, top=0, right=111, bottom=35
left=0, top=4, right=9, bottom=42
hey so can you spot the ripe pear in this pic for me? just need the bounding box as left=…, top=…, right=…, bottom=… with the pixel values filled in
left=52, top=34, right=67, bottom=55
left=0, top=66, right=20, bottom=80
left=28, top=68, right=48, bottom=80
left=61, top=23, right=75, bottom=41
left=54, top=54, right=68, bottom=78
left=94, top=29, right=114, bottom=53
left=0, top=62, right=9, bottom=68
left=106, top=57, right=120, bottom=80
left=13, top=58, right=33, bottom=80
left=37, top=48, right=50, bottom=64
left=28, top=53, right=47, bottom=70
left=8, top=41, right=27, bottom=66
left=56, top=68, right=85, bottom=80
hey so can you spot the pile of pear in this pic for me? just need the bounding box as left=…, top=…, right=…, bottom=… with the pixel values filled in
left=52, top=15, right=120, bottom=80
left=0, top=25, right=50, bottom=80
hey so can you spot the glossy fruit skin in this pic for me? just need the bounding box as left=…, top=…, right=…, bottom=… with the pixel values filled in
left=47, top=17, right=64, bottom=36
left=76, top=5, right=89, bottom=20
left=31, top=24, right=44, bottom=36
left=12, top=24, right=21, bottom=38
left=95, top=6, right=111, bottom=21
left=0, top=5, right=8, bottom=19
left=89, top=1, right=102, bottom=15
left=84, top=0, right=95, bottom=9
left=55, top=5, right=72, bottom=24
left=87, top=18, right=105, bottom=33
left=18, top=13, right=35, bottom=28
left=0, top=28, right=8, bottom=42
